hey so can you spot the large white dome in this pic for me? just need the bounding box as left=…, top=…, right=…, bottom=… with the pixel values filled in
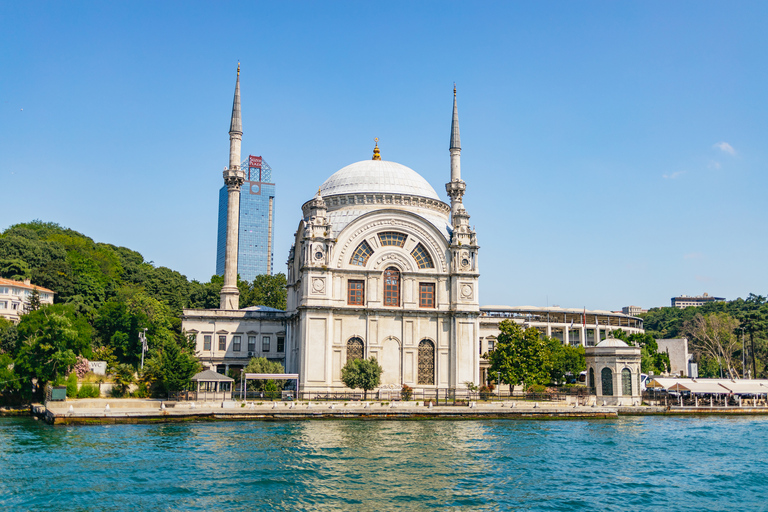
left=319, top=160, right=441, bottom=200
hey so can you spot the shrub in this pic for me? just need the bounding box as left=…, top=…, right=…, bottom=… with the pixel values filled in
left=110, top=386, right=125, bottom=398
left=526, top=384, right=547, bottom=393
left=66, top=373, right=78, bottom=398
left=400, top=384, right=413, bottom=401
left=479, top=385, right=492, bottom=400
left=77, top=383, right=100, bottom=398
left=131, top=382, right=149, bottom=398
left=72, top=356, right=90, bottom=378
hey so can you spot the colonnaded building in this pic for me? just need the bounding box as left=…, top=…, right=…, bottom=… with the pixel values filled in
left=182, top=66, right=643, bottom=393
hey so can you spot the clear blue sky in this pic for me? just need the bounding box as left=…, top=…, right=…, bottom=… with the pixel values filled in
left=1, top=1, right=766, bottom=311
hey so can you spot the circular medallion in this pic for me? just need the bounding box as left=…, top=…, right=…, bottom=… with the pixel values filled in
left=315, top=251, right=323, bottom=260
left=461, top=258, right=470, bottom=267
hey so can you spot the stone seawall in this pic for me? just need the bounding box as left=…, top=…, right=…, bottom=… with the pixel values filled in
left=41, top=398, right=624, bottom=424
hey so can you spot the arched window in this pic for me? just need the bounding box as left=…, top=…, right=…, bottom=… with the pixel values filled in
left=347, top=337, right=364, bottom=363
left=350, top=240, right=373, bottom=266
left=411, top=243, right=434, bottom=269
left=622, top=368, right=632, bottom=396
left=601, top=367, right=613, bottom=396
left=588, top=368, right=595, bottom=394
left=418, top=340, right=435, bottom=385
left=383, top=267, right=400, bottom=307
left=378, top=231, right=407, bottom=247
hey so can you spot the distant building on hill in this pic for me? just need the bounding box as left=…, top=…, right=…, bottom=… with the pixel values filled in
left=622, top=305, right=647, bottom=316
left=671, top=293, right=725, bottom=309
left=215, top=154, right=276, bottom=282
left=0, top=278, right=54, bottom=323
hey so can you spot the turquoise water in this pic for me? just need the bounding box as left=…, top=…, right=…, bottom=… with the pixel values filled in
left=1, top=416, right=767, bottom=511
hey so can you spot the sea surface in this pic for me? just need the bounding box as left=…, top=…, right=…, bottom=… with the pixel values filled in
left=1, top=415, right=766, bottom=511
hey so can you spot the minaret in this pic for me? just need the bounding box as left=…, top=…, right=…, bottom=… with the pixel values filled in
left=446, top=85, right=466, bottom=219
left=220, top=64, right=245, bottom=310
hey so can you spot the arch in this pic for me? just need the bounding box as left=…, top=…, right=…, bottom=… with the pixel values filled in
left=347, top=337, right=364, bottom=363
left=378, top=231, right=407, bottom=247
left=350, top=240, right=373, bottom=266
left=380, top=336, right=402, bottom=386
left=588, top=367, right=595, bottom=394
left=601, top=367, right=613, bottom=396
left=334, top=210, right=450, bottom=272
left=418, top=339, right=435, bottom=385
left=622, top=368, right=632, bottom=396
left=383, top=267, right=400, bottom=307
left=411, top=243, right=434, bottom=269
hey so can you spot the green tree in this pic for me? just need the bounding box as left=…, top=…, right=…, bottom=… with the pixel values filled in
left=546, top=338, right=585, bottom=385
left=112, top=363, right=136, bottom=396
left=14, top=309, right=85, bottom=391
left=0, top=258, right=31, bottom=281
left=0, top=318, right=19, bottom=356
left=0, top=352, right=20, bottom=396
left=150, top=337, right=201, bottom=394
left=243, top=356, right=285, bottom=391
left=612, top=330, right=670, bottom=375
left=26, top=288, right=42, bottom=313
left=486, top=320, right=549, bottom=393
left=241, top=273, right=288, bottom=310
left=341, top=357, right=383, bottom=399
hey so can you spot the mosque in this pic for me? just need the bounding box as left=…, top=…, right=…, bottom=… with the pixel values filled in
left=181, top=66, right=643, bottom=393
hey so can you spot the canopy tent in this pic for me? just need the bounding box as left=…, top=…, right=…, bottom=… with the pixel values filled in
left=240, top=372, right=300, bottom=400
left=648, top=378, right=768, bottom=395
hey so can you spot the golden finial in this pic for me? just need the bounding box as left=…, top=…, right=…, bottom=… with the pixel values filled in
left=372, top=137, right=381, bottom=160
left=453, top=83, right=456, bottom=96
left=237, top=62, right=240, bottom=76
left=318, top=187, right=321, bottom=195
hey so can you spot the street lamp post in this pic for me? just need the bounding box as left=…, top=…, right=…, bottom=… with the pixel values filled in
left=140, top=328, right=148, bottom=370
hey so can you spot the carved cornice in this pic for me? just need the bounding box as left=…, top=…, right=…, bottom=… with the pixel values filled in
left=310, top=193, right=451, bottom=216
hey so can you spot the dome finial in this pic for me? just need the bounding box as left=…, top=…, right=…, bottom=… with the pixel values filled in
left=372, top=137, right=381, bottom=160
left=237, top=62, right=240, bottom=76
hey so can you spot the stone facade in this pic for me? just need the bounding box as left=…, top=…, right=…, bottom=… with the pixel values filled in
left=585, top=338, right=642, bottom=406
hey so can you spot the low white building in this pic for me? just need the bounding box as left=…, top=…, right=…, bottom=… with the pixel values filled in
left=0, top=278, right=54, bottom=323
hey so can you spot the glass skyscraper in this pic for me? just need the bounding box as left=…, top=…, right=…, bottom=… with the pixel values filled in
left=216, top=155, right=275, bottom=282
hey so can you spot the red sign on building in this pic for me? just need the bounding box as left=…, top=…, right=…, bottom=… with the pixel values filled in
left=249, top=155, right=262, bottom=168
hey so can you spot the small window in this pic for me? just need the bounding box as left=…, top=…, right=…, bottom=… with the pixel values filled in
left=232, top=335, right=241, bottom=352
left=622, top=368, right=632, bottom=396
left=411, top=244, right=434, bottom=269
left=204, top=335, right=212, bottom=351
left=277, top=336, right=285, bottom=352
left=350, top=240, right=373, bottom=266
left=378, top=231, right=407, bottom=247
left=218, top=336, right=226, bottom=351
left=348, top=280, right=365, bottom=305
left=601, top=367, right=613, bottom=396
left=248, top=336, right=256, bottom=353
left=262, top=336, right=271, bottom=352
left=419, top=283, right=435, bottom=308
left=383, top=267, right=400, bottom=307
left=11, top=303, right=18, bottom=310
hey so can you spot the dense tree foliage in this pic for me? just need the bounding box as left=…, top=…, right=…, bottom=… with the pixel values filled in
left=641, top=294, right=768, bottom=378
left=612, top=330, right=670, bottom=375
left=341, top=357, right=383, bottom=399
left=0, top=220, right=287, bottom=402
left=486, top=320, right=550, bottom=392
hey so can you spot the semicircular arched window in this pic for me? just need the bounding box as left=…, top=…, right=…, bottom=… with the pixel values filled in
left=378, top=231, right=407, bottom=247
left=411, top=243, right=434, bottom=269
left=418, top=340, right=435, bottom=385
left=622, top=368, right=632, bottom=396
left=601, top=367, right=613, bottom=396
left=383, top=267, right=400, bottom=307
left=347, top=337, right=364, bottom=363
left=350, top=240, right=373, bottom=266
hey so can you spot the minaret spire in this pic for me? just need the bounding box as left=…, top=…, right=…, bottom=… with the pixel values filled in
left=446, top=85, right=465, bottom=218
left=220, top=63, right=246, bottom=310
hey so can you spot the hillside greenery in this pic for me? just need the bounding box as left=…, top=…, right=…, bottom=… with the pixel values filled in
left=0, top=220, right=287, bottom=402
left=640, top=294, right=768, bottom=378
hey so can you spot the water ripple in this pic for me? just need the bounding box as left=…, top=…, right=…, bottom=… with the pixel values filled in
left=1, top=417, right=768, bottom=510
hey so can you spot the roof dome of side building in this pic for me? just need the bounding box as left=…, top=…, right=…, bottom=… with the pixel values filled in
left=319, top=160, right=441, bottom=200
